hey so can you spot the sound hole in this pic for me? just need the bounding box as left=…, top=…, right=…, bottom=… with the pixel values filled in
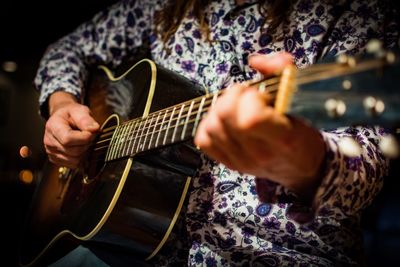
left=60, top=116, right=118, bottom=214
left=85, top=115, right=119, bottom=180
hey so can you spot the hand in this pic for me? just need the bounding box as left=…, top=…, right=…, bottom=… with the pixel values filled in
left=194, top=53, right=326, bottom=198
left=44, top=91, right=100, bottom=168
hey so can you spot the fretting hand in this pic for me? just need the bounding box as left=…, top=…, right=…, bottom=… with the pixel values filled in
left=194, top=53, right=326, bottom=198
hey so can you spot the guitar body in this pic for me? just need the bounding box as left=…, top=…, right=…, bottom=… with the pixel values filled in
left=19, top=59, right=204, bottom=266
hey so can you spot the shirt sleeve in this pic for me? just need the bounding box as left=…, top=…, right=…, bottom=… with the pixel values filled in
left=312, top=127, right=390, bottom=218
left=34, top=0, right=159, bottom=118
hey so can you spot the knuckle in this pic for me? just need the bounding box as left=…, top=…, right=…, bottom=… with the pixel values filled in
left=215, top=99, right=233, bottom=121
left=205, top=114, right=221, bottom=133
left=58, top=132, right=72, bottom=146
left=237, top=115, right=257, bottom=131
left=76, top=105, right=90, bottom=116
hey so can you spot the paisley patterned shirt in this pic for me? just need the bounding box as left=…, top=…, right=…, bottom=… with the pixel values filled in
left=34, top=0, right=398, bottom=266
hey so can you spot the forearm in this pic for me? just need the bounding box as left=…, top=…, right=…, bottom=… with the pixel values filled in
left=48, top=91, right=79, bottom=116
left=34, top=0, right=156, bottom=118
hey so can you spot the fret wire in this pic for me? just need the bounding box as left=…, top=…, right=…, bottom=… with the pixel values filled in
left=192, top=96, right=206, bottom=137
left=117, top=123, right=128, bottom=159
left=143, top=115, right=155, bottom=151
left=211, top=93, right=218, bottom=107
left=109, top=125, right=122, bottom=161
left=182, top=100, right=194, bottom=140
left=135, top=117, right=148, bottom=153
left=130, top=119, right=140, bottom=155
left=149, top=112, right=161, bottom=150
left=172, top=104, right=185, bottom=143
left=163, top=107, right=176, bottom=146
left=156, top=109, right=169, bottom=148
left=126, top=120, right=136, bottom=156
left=122, top=123, right=132, bottom=157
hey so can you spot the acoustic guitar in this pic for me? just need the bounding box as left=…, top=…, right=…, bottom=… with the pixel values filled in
left=18, top=49, right=400, bottom=266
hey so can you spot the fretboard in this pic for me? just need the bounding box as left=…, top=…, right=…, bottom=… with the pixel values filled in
left=105, top=92, right=219, bottom=161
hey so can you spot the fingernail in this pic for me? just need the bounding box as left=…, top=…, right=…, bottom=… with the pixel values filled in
left=87, top=122, right=99, bottom=129
left=247, top=52, right=263, bottom=61
left=248, top=52, right=276, bottom=60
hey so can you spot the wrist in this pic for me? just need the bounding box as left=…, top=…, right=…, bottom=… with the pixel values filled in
left=48, top=91, right=78, bottom=116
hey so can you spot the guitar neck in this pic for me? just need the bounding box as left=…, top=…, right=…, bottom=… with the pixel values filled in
left=103, top=91, right=220, bottom=161
left=101, top=52, right=399, bottom=162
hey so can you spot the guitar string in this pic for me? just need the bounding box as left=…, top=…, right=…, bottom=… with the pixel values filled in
left=92, top=59, right=362, bottom=145
left=91, top=63, right=336, bottom=151
left=91, top=60, right=383, bottom=161
left=88, top=59, right=387, bottom=160
left=95, top=60, right=346, bottom=152
left=101, top=57, right=379, bottom=140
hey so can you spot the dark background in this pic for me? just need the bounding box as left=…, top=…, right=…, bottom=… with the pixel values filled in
left=0, top=1, right=399, bottom=266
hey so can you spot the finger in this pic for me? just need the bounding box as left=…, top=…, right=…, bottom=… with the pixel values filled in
left=68, top=105, right=100, bottom=132
left=235, top=89, right=291, bottom=138
left=215, top=82, right=246, bottom=126
left=248, top=52, right=293, bottom=75
left=195, top=108, right=255, bottom=172
left=45, top=132, right=89, bottom=157
left=47, top=117, right=96, bottom=147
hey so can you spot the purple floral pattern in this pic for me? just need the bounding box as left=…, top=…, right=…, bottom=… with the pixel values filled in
left=33, top=0, right=397, bottom=265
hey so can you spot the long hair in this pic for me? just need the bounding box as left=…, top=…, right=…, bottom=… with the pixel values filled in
left=155, top=0, right=296, bottom=43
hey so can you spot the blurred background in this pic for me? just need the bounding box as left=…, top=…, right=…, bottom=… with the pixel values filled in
left=0, top=1, right=117, bottom=266
left=0, top=0, right=399, bottom=266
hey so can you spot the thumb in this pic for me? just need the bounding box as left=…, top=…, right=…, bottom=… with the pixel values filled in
left=69, top=105, right=100, bottom=132
left=248, top=52, right=294, bottom=75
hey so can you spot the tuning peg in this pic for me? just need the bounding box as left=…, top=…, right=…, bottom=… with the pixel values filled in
left=379, top=134, right=399, bottom=159
left=338, top=137, right=362, bottom=157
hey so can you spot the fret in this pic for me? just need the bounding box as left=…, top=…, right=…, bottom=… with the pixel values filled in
left=156, top=109, right=169, bottom=148
left=143, top=115, right=155, bottom=151
left=116, top=123, right=128, bottom=159
left=135, top=117, right=148, bottom=153
left=171, top=104, right=185, bottom=143
left=192, top=96, right=206, bottom=136
left=149, top=112, right=161, bottom=150
left=124, top=121, right=136, bottom=157
left=181, top=100, right=194, bottom=140
left=211, top=93, right=218, bottom=108
left=163, top=107, right=176, bottom=145
left=130, top=119, right=141, bottom=155
left=109, top=125, right=122, bottom=161
left=105, top=128, right=114, bottom=161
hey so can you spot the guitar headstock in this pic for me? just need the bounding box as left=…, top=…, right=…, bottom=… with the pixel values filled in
left=284, top=41, right=400, bottom=158
left=289, top=46, right=399, bottom=130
